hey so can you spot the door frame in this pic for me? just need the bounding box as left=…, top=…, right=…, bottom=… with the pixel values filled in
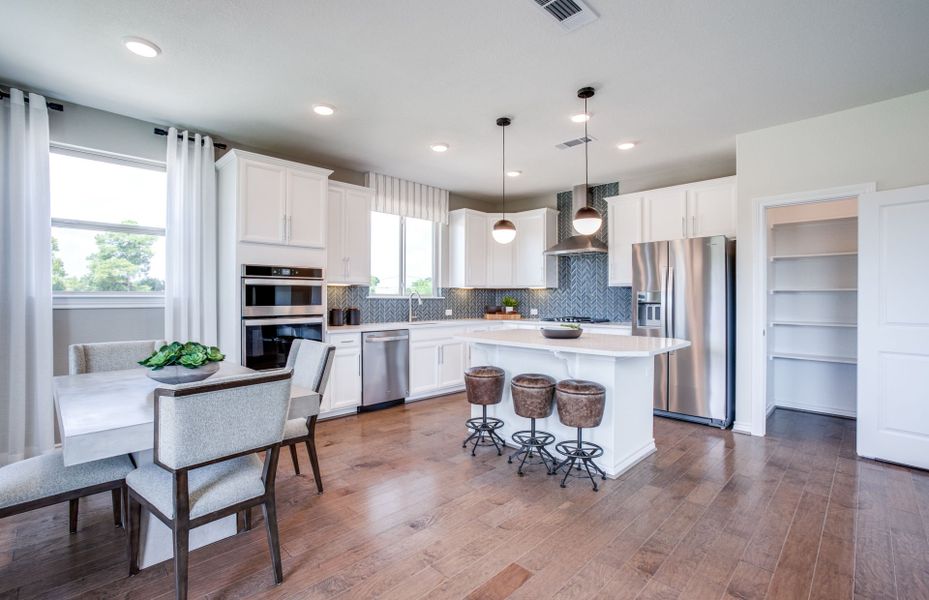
left=748, top=182, right=876, bottom=437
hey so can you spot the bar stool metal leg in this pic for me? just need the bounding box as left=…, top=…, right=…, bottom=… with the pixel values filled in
left=462, top=405, right=506, bottom=456
left=551, top=427, right=607, bottom=491
left=507, top=418, right=557, bottom=475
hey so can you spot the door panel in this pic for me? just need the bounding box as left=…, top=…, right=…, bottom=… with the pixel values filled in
left=240, top=160, right=286, bottom=244
left=286, top=169, right=326, bottom=248
left=486, top=215, right=513, bottom=287
left=859, top=185, right=929, bottom=469
left=643, top=188, right=687, bottom=242
left=632, top=241, right=668, bottom=410
left=329, top=348, right=361, bottom=410
left=409, top=341, right=439, bottom=395
left=514, top=212, right=544, bottom=287
left=687, top=180, right=737, bottom=237
left=465, top=212, right=487, bottom=287
left=438, top=341, right=465, bottom=388
left=607, top=196, right=643, bottom=286
left=343, top=188, right=372, bottom=284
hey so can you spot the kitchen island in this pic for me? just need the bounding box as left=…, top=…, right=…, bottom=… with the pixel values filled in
left=458, top=329, right=690, bottom=478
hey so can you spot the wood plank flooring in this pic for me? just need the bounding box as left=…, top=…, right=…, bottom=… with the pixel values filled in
left=1, top=395, right=928, bottom=599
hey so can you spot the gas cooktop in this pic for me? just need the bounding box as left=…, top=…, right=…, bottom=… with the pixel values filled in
left=541, top=316, right=611, bottom=323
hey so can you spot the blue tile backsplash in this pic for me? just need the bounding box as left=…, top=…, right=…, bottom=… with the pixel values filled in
left=326, top=182, right=633, bottom=323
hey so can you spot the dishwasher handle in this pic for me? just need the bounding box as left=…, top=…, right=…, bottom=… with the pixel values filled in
left=365, top=335, right=409, bottom=343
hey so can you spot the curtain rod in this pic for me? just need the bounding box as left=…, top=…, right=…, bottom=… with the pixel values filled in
left=0, top=89, right=64, bottom=112
left=153, top=127, right=227, bottom=150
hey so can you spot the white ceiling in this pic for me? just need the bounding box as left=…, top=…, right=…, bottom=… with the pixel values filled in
left=2, top=0, right=929, bottom=201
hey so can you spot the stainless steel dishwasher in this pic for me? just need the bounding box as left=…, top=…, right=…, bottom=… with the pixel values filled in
left=361, top=329, right=410, bottom=409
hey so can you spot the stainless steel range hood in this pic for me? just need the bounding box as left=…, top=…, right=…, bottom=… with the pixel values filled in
left=544, top=184, right=608, bottom=255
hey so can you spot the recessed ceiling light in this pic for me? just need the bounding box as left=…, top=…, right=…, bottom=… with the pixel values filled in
left=312, top=104, right=335, bottom=116
left=571, top=113, right=590, bottom=123
left=506, top=170, right=522, bottom=177
left=123, top=37, right=161, bottom=58
left=430, top=143, right=449, bottom=153
left=617, top=142, right=637, bottom=150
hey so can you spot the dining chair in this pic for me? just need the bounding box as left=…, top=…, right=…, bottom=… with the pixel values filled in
left=126, top=369, right=293, bottom=600
left=66, top=338, right=165, bottom=528
left=282, top=339, right=335, bottom=492
left=0, top=450, right=132, bottom=534
left=69, top=339, right=167, bottom=375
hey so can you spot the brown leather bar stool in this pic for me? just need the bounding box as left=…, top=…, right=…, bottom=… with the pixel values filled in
left=508, top=373, right=557, bottom=475
left=463, top=366, right=506, bottom=456
left=552, top=379, right=608, bottom=491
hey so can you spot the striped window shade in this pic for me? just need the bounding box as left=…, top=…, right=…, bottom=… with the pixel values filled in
left=365, top=172, right=449, bottom=224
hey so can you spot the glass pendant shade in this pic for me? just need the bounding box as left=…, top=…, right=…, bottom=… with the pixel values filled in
left=492, top=218, right=517, bottom=244
left=573, top=205, right=602, bottom=235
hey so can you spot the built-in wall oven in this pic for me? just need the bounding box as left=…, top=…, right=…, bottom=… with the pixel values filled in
left=241, top=265, right=325, bottom=370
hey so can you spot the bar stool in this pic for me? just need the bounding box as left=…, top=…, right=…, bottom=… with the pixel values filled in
left=508, top=373, right=557, bottom=476
left=552, top=379, right=608, bottom=491
left=463, top=366, right=506, bottom=456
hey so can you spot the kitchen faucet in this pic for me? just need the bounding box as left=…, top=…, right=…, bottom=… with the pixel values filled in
left=408, top=291, right=423, bottom=322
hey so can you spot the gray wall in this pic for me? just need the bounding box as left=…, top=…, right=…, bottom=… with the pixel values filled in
left=52, top=308, right=164, bottom=375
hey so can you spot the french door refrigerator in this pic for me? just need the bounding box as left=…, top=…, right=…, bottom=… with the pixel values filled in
left=631, top=235, right=735, bottom=428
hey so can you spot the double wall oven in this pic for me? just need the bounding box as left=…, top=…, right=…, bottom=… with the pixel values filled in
left=241, top=265, right=325, bottom=370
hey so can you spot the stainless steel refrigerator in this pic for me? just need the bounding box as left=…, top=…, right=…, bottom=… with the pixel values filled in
left=631, top=235, right=735, bottom=428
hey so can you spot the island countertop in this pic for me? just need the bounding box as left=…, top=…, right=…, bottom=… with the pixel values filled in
left=458, top=329, right=690, bottom=357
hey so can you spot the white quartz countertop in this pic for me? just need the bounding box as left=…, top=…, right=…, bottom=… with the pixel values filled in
left=457, top=329, right=689, bottom=357
left=326, top=318, right=632, bottom=334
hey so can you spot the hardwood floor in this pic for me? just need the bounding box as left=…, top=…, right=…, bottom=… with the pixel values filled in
left=1, top=395, right=928, bottom=599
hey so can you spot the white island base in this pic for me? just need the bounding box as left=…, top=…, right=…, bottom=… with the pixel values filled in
left=460, top=330, right=690, bottom=479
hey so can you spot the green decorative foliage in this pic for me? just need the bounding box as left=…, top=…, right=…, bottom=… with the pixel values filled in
left=501, top=295, right=519, bottom=308
left=139, top=342, right=225, bottom=370
left=560, top=323, right=581, bottom=330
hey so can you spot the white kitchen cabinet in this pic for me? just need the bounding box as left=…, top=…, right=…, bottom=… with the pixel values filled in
left=285, top=168, right=329, bottom=248
left=323, top=332, right=362, bottom=415
left=239, top=159, right=287, bottom=245
left=686, top=177, right=737, bottom=237
left=408, top=325, right=468, bottom=400
left=437, top=340, right=465, bottom=388
left=606, top=195, right=643, bottom=286
left=449, top=208, right=557, bottom=289
left=409, top=340, right=441, bottom=396
left=643, top=187, right=688, bottom=242
left=327, top=181, right=373, bottom=285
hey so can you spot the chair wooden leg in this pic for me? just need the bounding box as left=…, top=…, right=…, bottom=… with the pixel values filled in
left=111, top=488, right=122, bottom=527
left=173, top=525, right=190, bottom=600
left=305, top=439, right=323, bottom=494
left=244, top=507, right=253, bottom=531
left=288, top=443, right=300, bottom=475
left=262, top=499, right=284, bottom=584
left=128, top=495, right=142, bottom=575
left=69, top=498, right=79, bottom=534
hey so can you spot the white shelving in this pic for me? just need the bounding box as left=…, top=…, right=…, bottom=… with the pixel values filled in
left=766, top=198, right=858, bottom=418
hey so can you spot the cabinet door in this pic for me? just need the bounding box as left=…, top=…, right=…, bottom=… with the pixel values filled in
left=326, top=185, right=347, bottom=281
left=286, top=169, right=327, bottom=248
left=342, top=188, right=372, bottom=284
left=464, top=212, right=487, bottom=287
left=438, top=341, right=465, bottom=388
left=240, top=159, right=286, bottom=244
left=486, top=214, right=513, bottom=287
left=687, top=180, right=737, bottom=238
left=643, top=188, right=687, bottom=242
left=328, top=347, right=361, bottom=411
left=409, top=340, right=440, bottom=395
left=513, top=211, right=545, bottom=287
left=607, top=196, right=643, bottom=286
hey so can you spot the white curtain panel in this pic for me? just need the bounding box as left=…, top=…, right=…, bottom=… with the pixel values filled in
left=0, top=89, right=54, bottom=466
left=365, top=172, right=449, bottom=224
left=164, top=128, right=218, bottom=346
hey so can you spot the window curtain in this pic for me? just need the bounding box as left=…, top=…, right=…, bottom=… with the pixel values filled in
left=164, top=128, right=218, bottom=345
left=365, top=172, right=448, bottom=224
left=0, top=89, right=54, bottom=466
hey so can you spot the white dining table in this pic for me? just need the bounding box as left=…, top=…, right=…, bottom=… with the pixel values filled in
left=53, top=361, right=316, bottom=568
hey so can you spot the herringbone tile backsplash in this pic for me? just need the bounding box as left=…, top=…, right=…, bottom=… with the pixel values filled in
left=326, top=182, right=632, bottom=323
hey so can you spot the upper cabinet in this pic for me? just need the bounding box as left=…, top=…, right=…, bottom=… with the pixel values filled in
left=327, top=181, right=373, bottom=285
left=216, top=150, right=332, bottom=249
left=607, top=176, right=736, bottom=286
left=448, top=208, right=558, bottom=289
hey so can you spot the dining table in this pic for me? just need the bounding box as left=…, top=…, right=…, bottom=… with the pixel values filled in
left=53, top=361, right=316, bottom=568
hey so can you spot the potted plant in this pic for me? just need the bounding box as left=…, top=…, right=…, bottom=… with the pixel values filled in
left=501, top=296, right=519, bottom=314
left=139, top=341, right=226, bottom=384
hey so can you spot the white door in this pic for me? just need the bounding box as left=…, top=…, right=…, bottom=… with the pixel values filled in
left=342, top=188, right=372, bottom=284
left=514, top=211, right=544, bottom=287
left=285, top=169, right=327, bottom=248
left=643, top=188, right=687, bottom=242
left=465, top=212, right=487, bottom=287
left=239, top=159, right=286, bottom=244
left=687, top=179, right=737, bottom=237
left=409, top=340, right=440, bottom=395
left=329, top=347, right=362, bottom=411
left=486, top=214, right=513, bottom=287
left=858, top=184, right=929, bottom=469
left=607, top=195, right=643, bottom=286
left=438, top=341, right=465, bottom=388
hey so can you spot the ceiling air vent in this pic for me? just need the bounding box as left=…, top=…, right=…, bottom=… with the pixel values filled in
left=534, top=0, right=599, bottom=32
left=556, top=135, right=596, bottom=150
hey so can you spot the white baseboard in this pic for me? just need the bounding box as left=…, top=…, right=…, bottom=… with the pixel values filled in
left=773, top=399, right=857, bottom=419
left=766, top=403, right=777, bottom=417
left=405, top=384, right=465, bottom=403
left=318, top=406, right=359, bottom=420
left=732, top=420, right=753, bottom=435
left=607, top=439, right=657, bottom=479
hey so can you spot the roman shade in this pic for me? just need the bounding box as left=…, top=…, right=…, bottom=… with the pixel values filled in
left=365, top=172, right=448, bottom=224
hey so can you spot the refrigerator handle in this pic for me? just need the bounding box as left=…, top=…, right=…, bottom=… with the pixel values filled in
left=665, top=266, right=674, bottom=339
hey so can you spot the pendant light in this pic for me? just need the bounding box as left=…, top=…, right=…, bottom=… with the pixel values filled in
left=492, top=117, right=517, bottom=244
left=572, top=87, right=603, bottom=236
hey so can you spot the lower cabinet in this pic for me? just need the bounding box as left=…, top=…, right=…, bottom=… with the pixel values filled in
left=322, top=332, right=362, bottom=416
left=409, top=326, right=467, bottom=400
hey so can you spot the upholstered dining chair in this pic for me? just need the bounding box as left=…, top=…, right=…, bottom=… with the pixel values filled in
left=126, top=369, right=293, bottom=600
left=0, top=450, right=133, bottom=534
left=282, top=339, right=335, bottom=493
left=69, top=339, right=166, bottom=375
left=65, top=338, right=165, bottom=529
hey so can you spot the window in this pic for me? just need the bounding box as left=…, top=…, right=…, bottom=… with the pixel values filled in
left=369, top=212, right=437, bottom=297
left=50, top=149, right=167, bottom=304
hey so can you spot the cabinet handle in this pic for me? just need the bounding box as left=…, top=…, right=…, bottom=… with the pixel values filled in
left=287, top=216, right=293, bottom=241
left=357, top=355, right=361, bottom=376
left=282, top=215, right=287, bottom=242
left=438, top=346, right=443, bottom=365
left=691, top=215, right=696, bottom=236
left=681, top=216, right=685, bottom=238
